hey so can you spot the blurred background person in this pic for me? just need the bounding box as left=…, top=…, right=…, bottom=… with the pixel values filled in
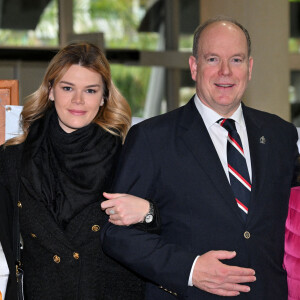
left=284, top=164, right=300, bottom=300
left=0, top=183, right=17, bottom=300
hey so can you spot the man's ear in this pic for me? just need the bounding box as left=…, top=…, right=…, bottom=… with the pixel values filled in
left=248, top=57, right=253, bottom=81
left=189, top=55, right=198, bottom=82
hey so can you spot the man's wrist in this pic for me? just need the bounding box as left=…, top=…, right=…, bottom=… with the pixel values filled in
left=142, top=201, right=155, bottom=223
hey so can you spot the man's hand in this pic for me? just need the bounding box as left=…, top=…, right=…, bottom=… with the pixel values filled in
left=101, top=192, right=150, bottom=226
left=192, top=250, right=256, bottom=297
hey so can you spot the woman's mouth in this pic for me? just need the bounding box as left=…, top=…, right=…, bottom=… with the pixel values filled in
left=68, top=109, right=86, bottom=116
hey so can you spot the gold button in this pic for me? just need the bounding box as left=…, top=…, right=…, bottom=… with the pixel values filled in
left=73, top=252, right=79, bottom=260
left=92, top=225, right=100, bottom=232
left=17, top=201, right=22, bottom=208
left=53, top=255, right=60, bottom=263
left=244, top=231, right=251, bottom=239
left=30, top=233, right=37, bottom=238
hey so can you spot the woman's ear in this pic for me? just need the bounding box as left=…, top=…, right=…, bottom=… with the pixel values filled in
left=49, top=88, right=54, bottom=101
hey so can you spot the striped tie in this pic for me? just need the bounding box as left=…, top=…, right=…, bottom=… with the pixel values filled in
left=219, top=118, right=251, bottom=221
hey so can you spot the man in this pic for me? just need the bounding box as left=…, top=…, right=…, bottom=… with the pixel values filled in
left=101, top=16, right=298, bottom=299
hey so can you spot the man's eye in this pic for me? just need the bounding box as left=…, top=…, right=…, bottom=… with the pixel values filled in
left=208, top=57, right=217, bottom=62
left=232, top=58, right=242, bottom=63
left=207, top=57, right=219, bottom=64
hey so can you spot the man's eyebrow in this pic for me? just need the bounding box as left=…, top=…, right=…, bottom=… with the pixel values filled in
left=232, top=53, right=246, bottom=58
left=202, top=53, right=247, bottom=59
left=203, top=53, right=219, bottom=58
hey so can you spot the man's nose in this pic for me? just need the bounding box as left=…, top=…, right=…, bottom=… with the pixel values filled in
left=219, top=60, right=231, bottom=76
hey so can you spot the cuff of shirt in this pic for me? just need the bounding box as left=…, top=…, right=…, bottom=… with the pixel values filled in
left=188, top=255, right=200, bottom=286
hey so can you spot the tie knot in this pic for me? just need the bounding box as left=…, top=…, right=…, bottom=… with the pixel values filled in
left=218, top=118, right=236, bottom=133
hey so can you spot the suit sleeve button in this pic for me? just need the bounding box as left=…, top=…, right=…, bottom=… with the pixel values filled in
left=53, top=255, right=60, bottom=263
left=92, top=225, right=100, bottom=232
left=73, top=252, right=80, bottom=260
left=17, top=201, right=22, bottom=208
left=244, top=231, right=251, bottom=239
left=30, top=233, right=37, bottom=238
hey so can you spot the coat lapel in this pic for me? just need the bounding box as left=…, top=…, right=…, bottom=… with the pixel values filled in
left=19, top=176, right=75, bottom=251
left=179, top=99, right=245, bottom=222
left=243, top=105, right=270, bottom=224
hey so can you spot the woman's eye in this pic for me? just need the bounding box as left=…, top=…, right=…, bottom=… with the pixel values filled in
left=86, top=89, right=96, bottom=94
left=62, top=86, right=72, bottom=91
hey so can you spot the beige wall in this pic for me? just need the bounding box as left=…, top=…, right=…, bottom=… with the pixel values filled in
left=201, top=0, right=290, bottom=121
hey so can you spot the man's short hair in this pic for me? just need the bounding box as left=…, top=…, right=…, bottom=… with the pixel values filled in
left=192, top=16, right=251, bottom=59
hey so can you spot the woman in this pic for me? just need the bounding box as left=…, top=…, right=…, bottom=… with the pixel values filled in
left=0, top=42, right=150, bottom=300
left=0, top=184, right=17, bottom=300
left=284, top=186, right=300, bottom=300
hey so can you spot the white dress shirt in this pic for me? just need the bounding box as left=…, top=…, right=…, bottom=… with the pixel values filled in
left=194, top=95, right=252, bottom=180
left=0, top=242, right=9, bottom=299
left=188, top=95, right=252, bottom=286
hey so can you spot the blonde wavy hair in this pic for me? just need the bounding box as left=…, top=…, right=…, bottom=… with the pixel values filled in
left=5, top=42, right=131, bottom=146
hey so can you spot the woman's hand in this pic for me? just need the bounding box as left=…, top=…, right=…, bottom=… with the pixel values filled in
left=101, top=192, right=150, bottom=226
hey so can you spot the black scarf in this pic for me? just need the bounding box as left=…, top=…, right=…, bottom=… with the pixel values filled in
left=20, top=107, right=121, bottom=228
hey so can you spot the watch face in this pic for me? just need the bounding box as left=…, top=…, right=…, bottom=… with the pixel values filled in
left=145, top=214, right=153, bottom=223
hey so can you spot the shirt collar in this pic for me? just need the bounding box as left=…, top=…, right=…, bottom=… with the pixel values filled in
left=193, top=94, right=246, bottom=129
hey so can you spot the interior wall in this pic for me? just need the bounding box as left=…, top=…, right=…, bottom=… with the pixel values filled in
left=0, top=61, right=48, bottom=105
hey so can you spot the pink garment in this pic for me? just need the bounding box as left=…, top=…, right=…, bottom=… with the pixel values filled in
left=284, top=186, right=300, bottom=300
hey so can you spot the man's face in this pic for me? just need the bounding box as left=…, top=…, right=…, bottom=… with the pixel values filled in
left=189, top=21, right=253, bottom=117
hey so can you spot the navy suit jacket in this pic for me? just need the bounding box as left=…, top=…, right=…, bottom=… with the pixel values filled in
left=0, top=184, right=17, bottom=300
left=102, top=98, right=298, bottom=300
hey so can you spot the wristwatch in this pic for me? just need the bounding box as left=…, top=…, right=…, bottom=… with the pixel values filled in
left=143, top=201, right=154, bottom=223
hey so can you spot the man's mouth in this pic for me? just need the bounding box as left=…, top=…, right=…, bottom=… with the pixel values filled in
left=215, top=83, right=234, bottom=88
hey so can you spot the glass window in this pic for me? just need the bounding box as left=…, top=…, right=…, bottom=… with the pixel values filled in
left=111, top=65, right=150, bottom=117
left=0, top=0, right=194, bottom=118
left=290, top=0, right=300, bottom=53
left=74, top=0, right=159, bottom=50
left=0, top=0, right=58, bottom=47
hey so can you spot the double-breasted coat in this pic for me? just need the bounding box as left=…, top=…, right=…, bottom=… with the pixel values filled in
left=0, top=144, right=144, bottom=300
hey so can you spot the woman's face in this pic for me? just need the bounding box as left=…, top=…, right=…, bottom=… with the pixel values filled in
left=49, top=64, right=104, bottom=133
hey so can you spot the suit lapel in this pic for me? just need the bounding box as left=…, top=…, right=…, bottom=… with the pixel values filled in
left=179, top=99, right=244, bottom=222
left=243, top=105, right=269, bottom=223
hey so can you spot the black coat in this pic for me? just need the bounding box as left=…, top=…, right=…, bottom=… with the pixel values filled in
left=101, top=98, right=299, bottom=300
left=0, top=143, right=144, bottom=300
left=0, top=183, right=17, bottom=300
